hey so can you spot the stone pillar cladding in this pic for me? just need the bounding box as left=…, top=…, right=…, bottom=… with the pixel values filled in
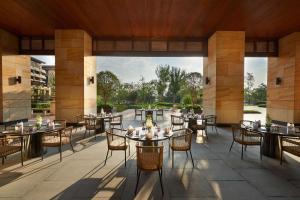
left=0, top=29, right=31, bottom=123
left=203, top=31, right=245, bottom=124
left=55, top=30, right=96, bottom=123
left=267, top=32, right=300, bottom=124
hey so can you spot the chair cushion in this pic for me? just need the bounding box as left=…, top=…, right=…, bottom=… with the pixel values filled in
left=110, top=121, right=121, bottom=125
left=109, top=139, right=128, bottom=150
left=172, top=122, right=184, bottom=126
left=0, top=146, right=21, bottom=157
left=282, top=138, right=300, bottom=156
left=43, top=137, right=70, bottom=147
left=235, top=136, right=261, bottom=145
left=170, top=139, right=190, bottom=151
left=283, top=146, right=300, bottom=157
left=192, top=124, right=205, bottom=130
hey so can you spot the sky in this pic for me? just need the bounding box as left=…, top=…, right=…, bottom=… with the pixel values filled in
left=32, top=56, right=267, bottom=88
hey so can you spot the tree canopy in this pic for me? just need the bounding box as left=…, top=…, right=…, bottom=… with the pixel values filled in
left=97, top=71, right=120, bottom=105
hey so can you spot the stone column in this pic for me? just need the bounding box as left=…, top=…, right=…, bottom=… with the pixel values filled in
left=0, top=29, right=31, bottom=123
left=203, top=31, right=245, bottom=124
left=267, top=32, right=300, bottom=124
left=55, top=30, right=96, bottom=122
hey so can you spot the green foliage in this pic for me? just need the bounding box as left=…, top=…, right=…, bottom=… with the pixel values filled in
left=243, top=110, right=261, bottom=114
left=185, top=72, right=202, bottom=105
left=155, top=102, right=174, bottom=108
left=244, top=76, right=266, bottom=105
left=97, top=71, right=120, bottom=105
left=167, top=67, right=186, bottom=103
left=32, top=102, right=50, bottom=109
left=182, top=95, right=192, bottom=105
left=155, top=65, right=170, bottom=101
left=31, top=102, right=50, bottom=113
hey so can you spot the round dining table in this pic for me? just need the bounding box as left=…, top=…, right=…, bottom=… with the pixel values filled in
left=125, top=127, right=173, bottom=145
left=246, top=126, right=297, bottom=158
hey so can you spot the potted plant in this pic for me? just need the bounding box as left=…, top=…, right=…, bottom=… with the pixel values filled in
left=265, top=114, right=272, bottom=131
left=36, top=115, right=43, bottom=129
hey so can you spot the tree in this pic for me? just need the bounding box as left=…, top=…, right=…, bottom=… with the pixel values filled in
left=137, top=77, right=156, bottom=104
left=245, top=72, right=255, bottom=104
left=185, top=72, right=203, bottom=106
left=155, top=65, right=170, bottom=101
left=97, top=71, right=120, bottom=105
left=168, top=67, right=186, bottom=103
left=251, top=83, right=267, bottom=104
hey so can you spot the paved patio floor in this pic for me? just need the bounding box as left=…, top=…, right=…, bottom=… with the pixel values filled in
left=0, top=109, right=300, bottom=200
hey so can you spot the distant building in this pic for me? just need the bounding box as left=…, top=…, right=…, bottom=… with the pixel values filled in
left=42, top=64, right=55, bottom=86
left=31, top=57, right=47, bottom=86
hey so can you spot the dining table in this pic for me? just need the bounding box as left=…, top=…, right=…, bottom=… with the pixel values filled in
left=125, top=126, right=173, bottom=146
left=0, top=124, right=65, bottom=158
left=247, top=125, right=298, bottom=158
left=183, top=114, right=204, bottom=133
left=84, top=114, right=114, bottom=133
left=138, top=109, right=158, bottom=119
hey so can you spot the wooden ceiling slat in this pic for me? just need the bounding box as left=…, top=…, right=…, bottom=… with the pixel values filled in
left=1, top=0, right=299, bottom=39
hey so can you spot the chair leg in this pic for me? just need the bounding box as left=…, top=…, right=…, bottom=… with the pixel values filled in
left=172, top=150, right=174, bottom=168
left=41, top=146, right=44, bottom=160
left=260, top=144, right=262, bottom=160
left=59, top=145, right=62, bottom=162
left=104, top=149, right=109, bottom=165
left=84, top=129, right=87, bottom=138
left=189, top=150, right=194, bottom=168
left=168, top=139, right=170, bottom=157
left=206, top=129, right=209, bottom=140
left=135, top=169, right=141, bottom=195
left=185, top=151, right=188, bottom=158
left=215, top=126, right=218, bottom=134
left=241, top=143, right=244, bottom=159
left=21, top=148, right=23, bottom=166
left=70, top=141, right=75, bottom=152
left=2, top=157, right=4, bottom=165
left=158, top=169, right=164, bottom=195
left=229, top=141, right=234, bottom=152
left=125, top=149, right=127, bottom=167
left=280, top=150, right=283, bottom=165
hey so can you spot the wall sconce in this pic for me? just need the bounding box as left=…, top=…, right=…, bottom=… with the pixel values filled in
left=15, top=76, right=22, bottom=84
left=205, top=77, right=210, bottom=85
left=276, top=77, right=281, bottom=85
left=88, top=76, right=94, bottom=84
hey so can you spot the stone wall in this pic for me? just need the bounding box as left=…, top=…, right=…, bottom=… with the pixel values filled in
left=267, top=32, right=300, bottom=123
left=55, top=30, right=96, bottom=122
left=0, top=29, right=31, bottom=123
left=203, top=31, right=245, bottom=124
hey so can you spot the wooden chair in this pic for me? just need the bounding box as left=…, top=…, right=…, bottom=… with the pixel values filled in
left=171, top=115, right=185, bottom=131
left=0, top=134, right=23, bottom=166
left=280, top=135, right=300, bottom=165
left=84, top=116, right=98, bottom=138
left=230, top=124, right=263, bottom=160
left=191, top=118, right=207, bottom=139
left=41, top=126, right=74, bottom=162
left=54, top=120, right=67, bottom=128
left=240, top=120, right=254, bottom=128
left=105, top=128, right=129, bottom=166
left=135, top=145, right=164, bottom=195
left=109, top=115, right=123, bottom=130
left=204, top=115, right=218, bottom=134
left=135, top=109, right=143, bottom=120
left=74, top=114, right=86, bottom=130
left=170, top=129, right=194, bottom=168
left=156, top=109, right=164, bottom=121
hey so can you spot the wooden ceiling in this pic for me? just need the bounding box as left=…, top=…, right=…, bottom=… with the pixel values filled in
left=0, top=0, right=300, bottom=39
